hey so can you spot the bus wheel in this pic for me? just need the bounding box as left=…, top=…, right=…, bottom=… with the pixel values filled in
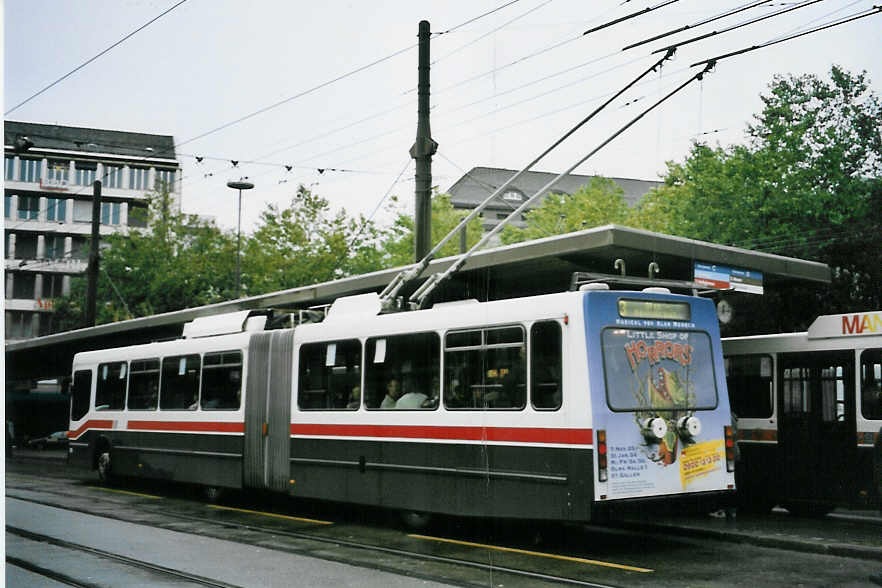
left=97, top=451, right=113, bottom=485
left=401, top=511, right=433, bottom=530
left=203, top=486, right=224, bottom=504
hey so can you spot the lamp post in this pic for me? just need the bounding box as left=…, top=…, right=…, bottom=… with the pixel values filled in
left=226, top=180, right=254, bottom=299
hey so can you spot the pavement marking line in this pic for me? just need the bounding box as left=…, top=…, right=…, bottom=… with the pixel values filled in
left=208, top=504, right=334, bottom=525
left=91, top=487, right=162, bottom=499
left=408, top=533, right=654, bottom=573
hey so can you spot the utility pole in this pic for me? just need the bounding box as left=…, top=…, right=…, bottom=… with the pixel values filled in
left=410, top=19, right=438, bottom=262
left=85, top=180, right=102, bottom=327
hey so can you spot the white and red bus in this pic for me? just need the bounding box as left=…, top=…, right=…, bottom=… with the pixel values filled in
left=723, top=310, right=882, bottom=515
left=69, top=284, right=736, bottom=522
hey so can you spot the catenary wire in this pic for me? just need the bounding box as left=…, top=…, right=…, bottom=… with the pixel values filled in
left=622, top=0, right=774, bottom=51
left=691, top=5, right=882, bottom=67
left=650, top=0, right=824, bottom=54
left=5, top=0, right=190, bottom=116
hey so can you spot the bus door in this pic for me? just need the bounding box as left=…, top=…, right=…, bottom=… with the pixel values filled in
left=243, top=330, right=295, bottom=492
left=779, top=351, right=855, bottom=504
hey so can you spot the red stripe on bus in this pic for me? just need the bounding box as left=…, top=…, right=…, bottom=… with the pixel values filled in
left=126, top=421, right=245, bottom=433
left=68, top=420, right=115, bottom=439
left=291, top=424, right=592, bottom=445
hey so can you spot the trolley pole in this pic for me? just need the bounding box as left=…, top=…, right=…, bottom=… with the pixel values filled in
left=85, top=180, right=102, bottom=327
left=410, top=19, right=438, bottom=262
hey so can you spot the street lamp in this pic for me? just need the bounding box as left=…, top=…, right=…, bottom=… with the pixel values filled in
left=226, top=180, right=254, bottom=299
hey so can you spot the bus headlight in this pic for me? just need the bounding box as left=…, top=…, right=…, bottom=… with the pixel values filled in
left=678, top=416, right=701, bottom=439
left=641, top=417, right=667, bottom=441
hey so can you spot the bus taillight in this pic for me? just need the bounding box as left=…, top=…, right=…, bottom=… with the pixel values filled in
left=597, top=429, right=608, bottom=482
left=724, top=425, right=736, bottom=472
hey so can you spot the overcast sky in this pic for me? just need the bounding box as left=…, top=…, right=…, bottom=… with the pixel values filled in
left=5, top=1, right=880, bottom=233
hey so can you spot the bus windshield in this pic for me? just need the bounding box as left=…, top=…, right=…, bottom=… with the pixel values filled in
left=602, top=328, right=718, bottom=411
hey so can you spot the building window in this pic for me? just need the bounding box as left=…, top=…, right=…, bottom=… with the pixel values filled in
left=19, top=159, right=41, bottom=183
left=501, top=190, right=524, bottom=203
left=45, top=235, right=65, bottom=259
left=105, top=165, right=123, bottom=189
left=73, top=199, right=92, bottom=223
left=14, top=233, right=37, bottom=259
left=155, top=169, right=175, bottom=191
left=101, top=202, right=121, bottom=225
left=46, top=198, right=66, bottom=222
left=5, top=156, right=15, bottom=181
left=12, top=273, right=36, bottom=299
left=46, top=160, right=70, bottom=185
left=71, top=236, right=88, bottom=259
left=128, top=204, right=148, bottom=228
left=75, top=161, right=97, bottom=186
left=17, top=195, right=39, bottom=220
left=43, top=273, right=65, bottom=298
left=129, top=167, right=149, bottom=190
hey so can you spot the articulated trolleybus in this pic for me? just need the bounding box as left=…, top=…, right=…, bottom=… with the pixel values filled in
left=68, top=278, right=735, bottom=523
left=723, top=310, right=882, bottom=515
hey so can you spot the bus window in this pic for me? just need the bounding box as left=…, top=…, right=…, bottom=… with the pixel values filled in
left=602, top=328, right=717, bottom=411
left=365, top=332, right=439, bottom=410
left=444, top=325, right=526, bottom=410
left=128, top=359, right=160, bottom=410
left=160, top=355, right=201, bottom=410
left=202, top=351, right=242, bottom=410
left=298, top=339, right=361, bottom=410
left=70, top=370, right=92, bottom=421
left=783, top=367, right=810, bottom=414
left=531, top=321, right=562, bottom=410
left=724, top=355, right=773, bottom=418
left=860, top=348, right=882, bottom=420
left=820, top=365, right=846, bottom=423
left=96, top=362, right=127, bottom=411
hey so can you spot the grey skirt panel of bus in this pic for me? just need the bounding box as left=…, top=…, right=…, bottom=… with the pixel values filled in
left=244, top=329, right=295, bottom=492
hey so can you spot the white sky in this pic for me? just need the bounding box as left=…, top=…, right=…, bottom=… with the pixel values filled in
left=4, top=1, right=880, bottom=233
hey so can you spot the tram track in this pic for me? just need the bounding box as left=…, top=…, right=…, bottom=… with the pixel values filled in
left=7, top=525, right=241, bottom=588
left=6, top=488, right=625, bottom=588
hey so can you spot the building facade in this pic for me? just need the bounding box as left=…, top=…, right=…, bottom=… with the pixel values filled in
left=4, top=121, right=181, bottom=341
left=446, top=166, right=662, bottom=231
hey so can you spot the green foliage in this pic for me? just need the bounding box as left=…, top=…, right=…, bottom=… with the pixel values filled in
left=242, top=184, right=385, bottom=293
left=52, top=187, right=239, bottom=330
left=378, top=192, right=484, bottom=267
left=631, top=65, right=882, bottom=330
left=500, top=177, right=630, bottom=245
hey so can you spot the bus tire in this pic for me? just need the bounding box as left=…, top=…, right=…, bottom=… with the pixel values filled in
left=97, top=450, right=113, bottom=485
left=401, top=511, right=433, bottom=530
left=203, top=486, right=224, bottom=503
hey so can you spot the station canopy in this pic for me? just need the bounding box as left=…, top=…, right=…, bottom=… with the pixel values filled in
left=5, top=224, right=830, bottom=381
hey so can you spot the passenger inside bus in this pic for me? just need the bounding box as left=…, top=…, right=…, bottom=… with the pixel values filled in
left=381, top=378, right=403, bottom=408
left=347, top=386, right=361, bottom=409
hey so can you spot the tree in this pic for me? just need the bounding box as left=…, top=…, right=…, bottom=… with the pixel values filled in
left=52, top=187, right=239, bottom=330
left=629, top=65, right=882, bottom=331
left=242, top=184, right=386, bottom=294
left=500, top=177, right=630, bottom=245
left=377, top=192, right=484, bottom=268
